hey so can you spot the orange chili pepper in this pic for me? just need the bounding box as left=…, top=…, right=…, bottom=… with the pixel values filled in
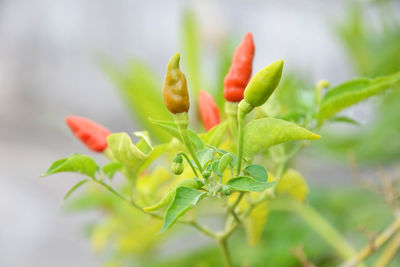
left=223, top=32, right=255, bottom=102
left=65, top=115, right=111, bottom=152
left=198, top=90, right=221, bottom=131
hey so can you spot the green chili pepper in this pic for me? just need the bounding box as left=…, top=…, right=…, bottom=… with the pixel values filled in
left=242, top=60, right=284, bottom=110
left=162, top=53, right=190, bottom=114
left=143, top=178, right=203, bottom=212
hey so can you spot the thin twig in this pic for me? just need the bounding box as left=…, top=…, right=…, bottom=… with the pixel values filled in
left=373, top=230, right=400, bottom=267
left=340, top=213, right=400, bottom=267
left=93, top=179, right=218, bottom=237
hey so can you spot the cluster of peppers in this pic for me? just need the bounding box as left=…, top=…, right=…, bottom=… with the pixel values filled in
left=66, top=32, right=282, bottom=155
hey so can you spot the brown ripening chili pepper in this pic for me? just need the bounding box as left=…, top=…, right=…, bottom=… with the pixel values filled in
left=65, top=115, right=111, bottom=152
left=223, top=32, right=255, bottom=102
left=198, top=90, right=221, bottom=131
left=162, top=53, right=190, bottom=114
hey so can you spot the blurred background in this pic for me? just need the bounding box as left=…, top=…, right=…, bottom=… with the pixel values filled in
left=1, top=0, right=400, bottom=266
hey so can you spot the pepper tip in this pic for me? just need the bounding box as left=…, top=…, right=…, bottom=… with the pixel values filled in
left=169, top=52, right=181, bottom=68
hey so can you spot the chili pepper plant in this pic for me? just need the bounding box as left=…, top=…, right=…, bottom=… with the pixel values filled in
left=42, top=32, right=400, bottom=266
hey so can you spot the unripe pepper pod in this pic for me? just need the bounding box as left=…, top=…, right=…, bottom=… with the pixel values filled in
left=65, top=115, right=111, bottom=152
left=162, top=53, right=190, bottom=114
left=198, top=90, right=221, bottom=131
left=243, top=60, right=284, bottom=109
left=223, top=32, right=255, bottom=102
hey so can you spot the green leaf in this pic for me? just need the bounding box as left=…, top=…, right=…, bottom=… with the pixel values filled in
left=318, top=72, right=400, bottom=122
left=227, top=176, right=274, bottom=192
left=149, top=118, right=203, bottom=151
left=63, top=179, right=89, bottom=200
left=203, top=120, right=228, bottom=147
left=102, top=162, right=123, bottom=180
left=107, top=133, right=148, bottom=164
left=99, top=58, right=172, bottom=143
left=276, top=169, right=308, bottom=202
left=197, top=148, right=214, bottom=167
left=211, top=160, right=220, bottom=176
left=107, top=132, right=158, bottom=176
left=245, top=201, right=269, bottom=246
left=187, top=130, right=204, bottom=151
left=137, top=143, right=168, bottom=175
left=181, top=9, right=201, bottom=96
left=243, top=164, right=268, bottom=182
left=243, top=118, right=320, bottom=158
left=161, top=186, right=204, bottom=232
left=329, top=116, right=360, bottom=125
left=42, top=154, right=98, bottom=179
left=149, top=118, right=180, bottom=140
left=218, top=153, right=234, bottom=175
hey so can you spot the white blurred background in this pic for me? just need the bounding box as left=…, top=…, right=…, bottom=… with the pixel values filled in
left=0, top=0, right=363, bottom=266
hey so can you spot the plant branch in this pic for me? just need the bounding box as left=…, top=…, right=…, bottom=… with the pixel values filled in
left=187, top=220, right=217, bottom=239
left=218, top=236, right=233, bottom=267
left=373, top=230, right=400, bottom=267
left=178, top=151, right=200, bottom=177
left=178, top=126, right=203, bottom=173
left=341, top=213, right=400, bottom=267
left=270, top=199, right=358, bottom=261
left=236, top=114, right=245, bottom=175
left=94, top=179, right=219, bottom=238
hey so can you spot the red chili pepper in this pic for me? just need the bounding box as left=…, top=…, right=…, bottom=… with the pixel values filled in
left=223, top=32, right=255, bottom=102
left=65, top=115, right=111, bottom=152
left=198, top=90, right=221, bottom=131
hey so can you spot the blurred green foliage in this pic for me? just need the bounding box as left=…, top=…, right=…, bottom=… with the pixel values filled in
left=144, top=187, right=398, bottom=267
left=337, top=1, right=400, bottom=77
left=319, top=0, right=400, bottom=164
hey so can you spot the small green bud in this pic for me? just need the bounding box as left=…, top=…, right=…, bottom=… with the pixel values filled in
left=202, top=170, right=211, bottom=179
left=222, top=186, right=233, bottom=196
left=171, top=161, right=184, bottom=175
left=173, top=154, right=183, bottom=164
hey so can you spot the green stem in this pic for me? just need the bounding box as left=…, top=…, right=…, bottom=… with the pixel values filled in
left=175, top=120, right=203, bottom=173
left=94, top=179, right=220, bottom=238
left=373, top=230, right=400, bottom=267
left=236, top=112, right=245, bottom=175
left=225, top=101, right=238, bottom=138
left=188, top=220, right=217, bottom=239
left=270, top=199, right=357, bottom=260
left=228, top=192, right=245, bottom=223
left=218, top=237, right=233, bottom=267
left=178, top=151, right=199, bottom=177
left=182, top=128, right=203, bottom=172
left=341, top=214, right=400, bottom=267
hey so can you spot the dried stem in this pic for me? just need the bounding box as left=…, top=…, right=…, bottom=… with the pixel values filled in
left=340, top=212, right=400, bottom=267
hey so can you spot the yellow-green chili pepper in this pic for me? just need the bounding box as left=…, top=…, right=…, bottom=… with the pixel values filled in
left=242, top=60, right=284, bottom=110
left=162, top=53, right=190, bottom=114
left=143, top=178, right=202, bottom=212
